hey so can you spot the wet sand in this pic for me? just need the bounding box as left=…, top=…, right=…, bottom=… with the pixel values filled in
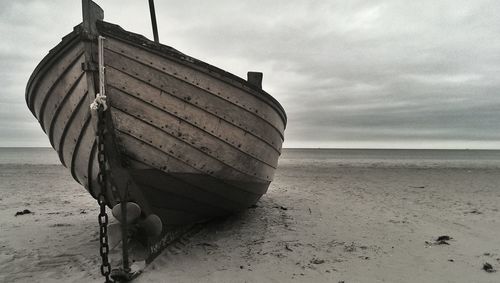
left=1, top=160, right=500, bottom=282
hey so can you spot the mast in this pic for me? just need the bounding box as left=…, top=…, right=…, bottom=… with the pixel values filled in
left=148, top=0, right=159, bottom=43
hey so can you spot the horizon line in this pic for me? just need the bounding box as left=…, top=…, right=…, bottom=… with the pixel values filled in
left=1, top=146, right=500, bottom=151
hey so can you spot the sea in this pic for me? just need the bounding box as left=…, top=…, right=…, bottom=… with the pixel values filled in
left=280, top=148, right=500, bottom=168
left=1, top=147, right=500, bottom=168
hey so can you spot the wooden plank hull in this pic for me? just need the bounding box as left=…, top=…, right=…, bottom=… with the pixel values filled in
left=26, top=21, right=286, bottom=226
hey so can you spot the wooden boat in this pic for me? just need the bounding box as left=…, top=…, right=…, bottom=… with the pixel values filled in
left=25, top=0, right=286, bottom=279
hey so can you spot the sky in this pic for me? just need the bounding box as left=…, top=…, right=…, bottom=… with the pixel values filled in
left=1, top=0, right=500, bottom=149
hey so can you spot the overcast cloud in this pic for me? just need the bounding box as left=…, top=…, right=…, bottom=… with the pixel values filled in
left=1, top=0, right=500, bottom=148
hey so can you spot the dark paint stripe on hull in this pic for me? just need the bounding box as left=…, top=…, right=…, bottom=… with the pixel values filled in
left=138, top=182, right=231, bottom=216
left=126, top=151, right=272, bottom=199
left=114, top=128, right=269, bottom=196
left=148, top=206, right=205, bottom=226
left=129, top=163, right=263, bottom=211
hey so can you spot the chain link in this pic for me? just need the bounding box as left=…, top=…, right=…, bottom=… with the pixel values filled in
left=96, top=108, right=113, bottom=283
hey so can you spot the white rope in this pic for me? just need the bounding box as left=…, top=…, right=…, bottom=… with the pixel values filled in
left=98, top=36, right=106, bottom=98
left=90, top=93, right=107, bottom=111
left=90, top=36, right=108, bottom=112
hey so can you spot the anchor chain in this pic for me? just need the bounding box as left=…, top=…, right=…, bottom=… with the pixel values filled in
left=96, top=107, right=113, bottom=283
left=94, top=35, right=114, bottom=283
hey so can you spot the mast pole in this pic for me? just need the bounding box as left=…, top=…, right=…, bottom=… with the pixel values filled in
left=148, top=0, right=159, bottom=43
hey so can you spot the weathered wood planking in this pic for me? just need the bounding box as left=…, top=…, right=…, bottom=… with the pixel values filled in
left=103, top=37, right=286, bottom=135
left=48, top=75, right=87, bottom=151
left=108, top=90, right=276, bottom=178
left=26, top=39, right=96, bottom=193
left=105, top=69, right=280, bottom=165
left=26, top=32, right=82, bottom=111
left=103, top=49, right=283, bottom=153
left=41, top=59, right=85, bottom=138
left=111, top=109, right=272, bottom=182
left=31, top=45, right=85, bottom=120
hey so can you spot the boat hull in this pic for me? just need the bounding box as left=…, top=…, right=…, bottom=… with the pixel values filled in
left=26, top=21, right=286, bottom=226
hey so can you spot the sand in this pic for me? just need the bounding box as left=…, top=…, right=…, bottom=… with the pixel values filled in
left=1, top=160, right=500, bottom=282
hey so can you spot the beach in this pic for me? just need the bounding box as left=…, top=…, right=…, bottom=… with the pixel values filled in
left=1, top=149, right=500, bottom=282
